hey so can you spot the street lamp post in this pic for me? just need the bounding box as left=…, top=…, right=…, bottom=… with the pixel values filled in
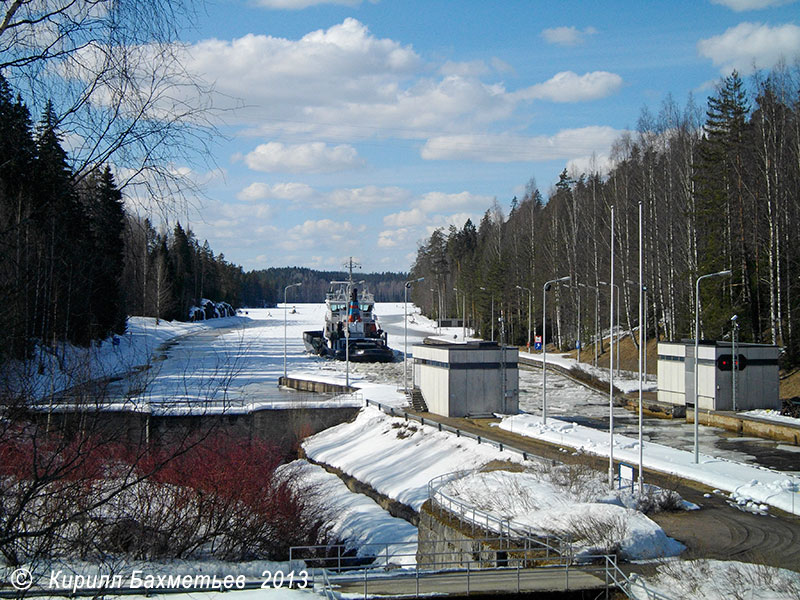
left=625, top=278, right=646, bottom=496
left=283, top=282, right=302, bottom=380
left=453, top=287, right=466, bottom=341
left=480, top=286, right=494, bottom=341
left=542, top=275, right=571, bottom=425
left=404, top=277, right=424, bottom=395
left=599, top=281, right=621, bottom=377
left=577, top=283, right=600, bottom=366
left=731, top=314, right=739, bottom=411
left=693, top=269, right=732, bottom=463
left=516, top=285, right=532, bottom=352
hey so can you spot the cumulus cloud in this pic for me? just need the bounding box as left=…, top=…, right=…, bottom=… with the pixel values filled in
left=421, top=126, right=623, bottom=162
left=516, top=71, right=623, bottom=103
left=710, top=0, right=796, bottom=11
left=380, top=191, right=491, bottom=250
left=327, top=186, right=412, bottom=211
left=383, top=208, right=426, bottom=228
left=377, top=228, right=409, bottom=248
left=698, top=22, right=800, bottom=74
left=242, top=142, right=364, bottom=173
left=279, top=219, right=365, bottom=252
left=237, top=182, right=315, bottom=201
left=541, top=26, right=598, bottom=46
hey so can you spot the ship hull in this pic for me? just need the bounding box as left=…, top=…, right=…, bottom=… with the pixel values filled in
left=302, top=330, right=395, bottom=363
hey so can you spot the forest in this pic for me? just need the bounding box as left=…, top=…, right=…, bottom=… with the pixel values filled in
left=0, top=72, right=406, bottom=362
left=0, top=74, right=246, bottom=361
left=410, top=67, right=800, bottom=366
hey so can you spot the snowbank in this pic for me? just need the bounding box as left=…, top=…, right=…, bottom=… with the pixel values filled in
left=499, top=413, right=800, bottom=516
left=631, top=559, right=800, bottom=600
left=284, top=460, right=417, bottom=566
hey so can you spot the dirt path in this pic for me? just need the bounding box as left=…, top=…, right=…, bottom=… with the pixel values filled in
left=409, top=411, right=800, bottom=573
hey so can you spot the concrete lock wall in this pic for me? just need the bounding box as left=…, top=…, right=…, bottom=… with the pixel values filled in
left=417, top=502, right=522, bottom=570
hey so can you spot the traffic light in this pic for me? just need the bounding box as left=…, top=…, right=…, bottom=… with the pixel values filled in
left=717, top=353, right=747, bottom=371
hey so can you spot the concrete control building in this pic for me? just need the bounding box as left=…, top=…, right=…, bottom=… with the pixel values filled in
left=657, top=340, right=780, bottom=411
left=412, top=339, right=519, bottom=418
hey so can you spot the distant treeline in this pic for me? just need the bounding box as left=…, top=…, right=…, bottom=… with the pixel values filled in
left=241, top=267, right=408, bottom=306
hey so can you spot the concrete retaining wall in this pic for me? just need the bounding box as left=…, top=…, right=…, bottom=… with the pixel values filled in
left=278, top=376, right=357, bottom=394
left=40, top=405, right=360, bottom=454
left=687, top=411, right=800, bottom=445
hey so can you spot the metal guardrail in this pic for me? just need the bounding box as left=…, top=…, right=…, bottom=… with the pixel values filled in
left=427, top=470, right=568, bottom=558
left=364, top=398, right=537, bottom=461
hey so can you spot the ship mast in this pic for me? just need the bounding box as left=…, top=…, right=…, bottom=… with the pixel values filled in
left=344, top=257, right=361, bottom=287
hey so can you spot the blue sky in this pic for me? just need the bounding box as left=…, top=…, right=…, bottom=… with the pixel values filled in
left=166, top=0, right=800, bottom=273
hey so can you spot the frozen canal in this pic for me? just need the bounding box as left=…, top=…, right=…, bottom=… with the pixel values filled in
left=105, top=302, right=798, bottom=475
left=517, top=364, right=800, bottom=476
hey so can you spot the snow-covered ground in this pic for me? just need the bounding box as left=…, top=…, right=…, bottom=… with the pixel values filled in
left=742, top=408, right=800, bottom=427
left=631, top=559, right=800, bottom=600
left=283, top=460, right=418, bottom=565
left=6, top=316, right=242, bottom=401
left=498, top=414, right=800, bottom=517
left=303, top=405, right=685, bottom=562
left=438, top=469, right=685, bottom=560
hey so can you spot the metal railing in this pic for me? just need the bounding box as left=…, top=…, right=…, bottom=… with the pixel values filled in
left=426, top=470, right=568, bottom=557
left=364, top=399, right=535, bottom=460
left=290, top=541, right=678, bottom=599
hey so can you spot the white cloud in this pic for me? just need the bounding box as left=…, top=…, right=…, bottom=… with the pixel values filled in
left=516, top=71, right=623, bottom=103
left=237, top=182, right=315, bottom=201
left=710, top=0, right=796, bottom=11
left=698, top=22, right=800, bottom=74
left=243, top=142, right=364, bottom=173
left=185, top=19, right=419, bottom=118
left=541, top=26, right=598, bottom=46
left=421, top=126, right=623, bottom=162
left=566, top=153, right=614, bottom=176
left=327, top=186, right=413, bottom=211
left=279, top=219, right=366, bottom=251
left=377, top=228, right=409, bottom=248
left=417, top=191, right=488, bottom=213
left=383, top=208, right=426, bottom=228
